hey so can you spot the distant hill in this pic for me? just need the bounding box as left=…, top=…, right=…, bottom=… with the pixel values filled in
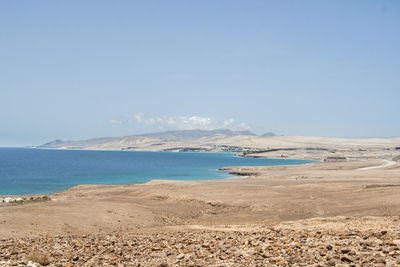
left=37, top=132, right=400, bottom=159
left=261, top=132, right=276, bottom=137
left=40, top=137, right=119, bottom=149
left=140, top=129, right=257, bottom=141
left=38, top=129, right=257, bottom=150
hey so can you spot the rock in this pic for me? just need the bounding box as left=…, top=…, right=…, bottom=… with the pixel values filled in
left=201, top=243, right=209, bottom=248
left=375, top=256, right=386, bottom=264
left=341, top=256, right=353, bottom=263
left=341, top=248, right=351, bottom=254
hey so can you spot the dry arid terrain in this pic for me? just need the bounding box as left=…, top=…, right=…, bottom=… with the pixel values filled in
left=2, top=136, right=400, bottom=266
left=38, top=132, right=400, bottom=161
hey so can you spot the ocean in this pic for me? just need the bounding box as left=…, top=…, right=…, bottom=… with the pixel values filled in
left=0, top=148, right=313, bottom=195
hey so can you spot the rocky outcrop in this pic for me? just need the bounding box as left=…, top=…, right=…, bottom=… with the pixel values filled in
left=324, top=156, right=347, bottom=162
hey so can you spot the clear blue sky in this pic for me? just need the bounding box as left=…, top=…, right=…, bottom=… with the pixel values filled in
left=1, top=0, right=399, bottom=146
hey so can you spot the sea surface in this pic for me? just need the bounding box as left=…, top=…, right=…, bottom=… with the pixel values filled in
left=0, top=148, right=314, bottom=195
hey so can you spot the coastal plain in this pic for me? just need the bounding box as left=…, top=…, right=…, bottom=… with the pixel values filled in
left=1, top=135, right=400, bottom=266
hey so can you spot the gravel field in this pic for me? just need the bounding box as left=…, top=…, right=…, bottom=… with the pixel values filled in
left=1, top=217, right=399, bottom=266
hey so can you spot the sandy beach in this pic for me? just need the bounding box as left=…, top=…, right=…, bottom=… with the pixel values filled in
left=1, top=143, right=400, bottom=266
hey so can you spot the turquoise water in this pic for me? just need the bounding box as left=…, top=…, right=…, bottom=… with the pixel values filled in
left=0, top=148, right=313, bottom=195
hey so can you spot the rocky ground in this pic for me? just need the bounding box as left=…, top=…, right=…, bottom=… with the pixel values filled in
left=0, top=216, right=399, bottom=266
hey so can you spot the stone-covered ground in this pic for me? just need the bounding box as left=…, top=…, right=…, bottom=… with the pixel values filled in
left=1, top=219, right=400, bottom=267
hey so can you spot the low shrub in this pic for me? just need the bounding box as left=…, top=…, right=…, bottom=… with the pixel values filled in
left=28, top=249, right=51, bottom=266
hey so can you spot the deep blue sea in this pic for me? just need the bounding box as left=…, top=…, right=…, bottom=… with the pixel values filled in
left=0, top=148, right=313, bottom=195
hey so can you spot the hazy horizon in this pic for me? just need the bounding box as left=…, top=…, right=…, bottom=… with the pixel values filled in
left=1, top=1, right=400, bottom=146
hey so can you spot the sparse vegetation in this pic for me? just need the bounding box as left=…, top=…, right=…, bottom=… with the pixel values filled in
left=28, top=249, right=50, bottom=266
left=8, top=195, right=51, bottom=205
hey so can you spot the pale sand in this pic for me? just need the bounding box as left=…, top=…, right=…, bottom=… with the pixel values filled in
left=357, top=159, right=398, bottom=170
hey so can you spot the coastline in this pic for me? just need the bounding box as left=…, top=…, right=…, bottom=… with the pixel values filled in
left=0, top=149, right=314, bottom=197
left=1, top=147, right=400, bottom=265
left=1, top=157, right=399, bottom=236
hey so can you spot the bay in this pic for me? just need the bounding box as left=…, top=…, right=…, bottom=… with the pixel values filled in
left=0, top=148, right=314, bottom=195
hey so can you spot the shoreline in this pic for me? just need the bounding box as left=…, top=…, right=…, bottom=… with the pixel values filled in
left=0, top=149, right=314, bottom=197
left=1, top=158, right=399, bottom=236
left=1, top=147, right=400, bottom=265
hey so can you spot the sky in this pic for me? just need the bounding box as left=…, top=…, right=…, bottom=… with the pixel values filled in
left=1, top=0, right=400, bottom=146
